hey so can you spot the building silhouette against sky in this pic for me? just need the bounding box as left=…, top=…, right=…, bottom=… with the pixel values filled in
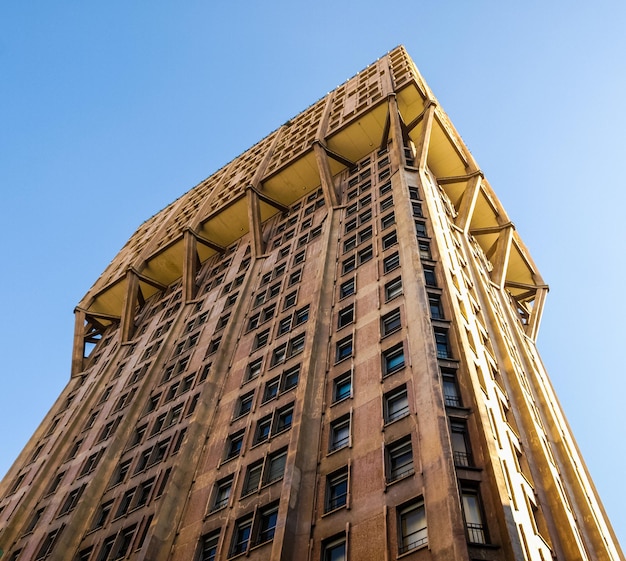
left=0, top=46, right=622, bottom=561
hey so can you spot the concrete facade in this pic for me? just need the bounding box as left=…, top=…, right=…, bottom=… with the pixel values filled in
left=0, top=46, right=622, bottom=561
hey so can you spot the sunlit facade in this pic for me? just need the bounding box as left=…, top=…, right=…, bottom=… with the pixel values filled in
left=0, top=46, right=622, bottom=561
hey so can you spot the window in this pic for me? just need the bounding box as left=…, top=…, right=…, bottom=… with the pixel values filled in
left=335, top=336, right=353, bottom=363
left=92, top=501, right=113, bottom=530
left=418, top=240, right=432, bottom=260
left=283, top=365, right=300, bottom=391
left=415, top=220, right=428, bottom=237
left=411, top=202, right=423, bottom=217
left=442, top=370, right=462, bottom=407
left=198, top=530, right=220, bottom=561
left=339, top=278, right=355, bottom=299
left=254, top=416, right=272, bottom=445
left=379, top=180, right=392, bottom=195
left=283, top=291, right=297, bottom=309
left=80, top=451, right=102, bottom=476
left=207, top=337, right=221, bottom=355
left=381, top=212, right=395, bottom=229
left=111, top=460, right=131, bottom=487
left=344, top=218, right=357, bottom=233
left=357, top=245, right=373, bottom=264
left=434, top=329, right=451, bottom=359
left=256, top=503, right=279, bottom=545
left=246, top=358, right=262, bottom=382
left=262, top=365, right=300, bottom=402
left=387, top=437, right=414, bottom=482
left=263, top=378, right=280, bottom=403
left=225, top=431, right=245, bottom=461
left=293, top=250, right=305, bottom=265
left=384, top=277, right=402, bottom=301
left=276, top=403, right=294, bottom=433
left=358, top=208, right=371, bottom=225
left=326, top=467, right=349, bottom=512
left=383, top=252, right=400, bottom=273
left=230, top=516, right=253, bottom=556
left=242, top=462, right=263, bottom=497
left=294, top=305, right=309, bottom=326
left=277, top=316, right=292, bottom=335
left=59, top=486, right=84, bottom=515
left=261, top=304, right=276, bottom=323
left=383, top=344, right=405, bottom=376
left=424, top=265, right=437, bottom=286
left=381, top=309, right=401, bottom=336
left=341, top=256, right=356, bottom=274
left=428, top=294, right=444, bottom=319
left=242, top=449, right=286, bottom=496
left=451, top=421, right=473, bottom=467
left=333, top=372, right=352, bottom=402
left=254, top=329, right=270, bottom=350
left=25, top=507, right=45, bottom=534
left=384, top=385, right=409, bottom=423
left=236, top=391, right=255, bottom=418
left=337, top=305, right=354, bottom=328
left=116, top=488, right=136, bottom=518
left=288, top=269, right=302, bottom=286
left=409, top=186, right=420, bottom=200
left=35, top=527, right=63, bottom=560
left=343, top=235, right=357, bottom=253
left=211, top=476, right=233, bottom=511
left=271, top=344, right=287, bottom=367
left=461, top=486, right=488, bottom=544
left=358, top=225, right=372, bottom=243
left=322, top=536, right=346, bottom=561
left=398, top=499, right=428, bottom=553
left=380, top=196, right=394, bottom=211
left=288, top=333, right=305, bottom=357
left=329, top=416, right=350, bottom=452
left=382, top=230, right=397, bottom=249
left=135, top=478, right=154, bottom=508
left=266, top=449, right=287, bottom=483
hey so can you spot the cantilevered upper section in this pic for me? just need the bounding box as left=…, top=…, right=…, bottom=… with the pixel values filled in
left=77, top=46, right=546, bottom=338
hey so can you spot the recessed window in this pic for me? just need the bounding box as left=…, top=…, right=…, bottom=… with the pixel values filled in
left=254, top=329, right=270, bottom=350
left=242, top=461, right=263, bottom=497
left=322, top=536, right=346, bottom=561
left=424, top=265, right=437, bottom=286
left=358, top=225, right=372, bottom=243
left=325, top=467, right=349, bottom=512
left=256, top=503, right=279, bottom=545
left=382, top=230, right=398, bottom=250
left=335, top=336, right=353, bottom=363
left=271, top=344, right=287, bottom=367
left=383, top=343, right=405, bottom=376
left=293, top=250, right=306, bottom=265
left=263, top=378, right=280, bottom=403
left=225, top=430, right=245, bottom=461
left=277, top=316, right=292, bottom=336
left=429, top=294, right=444, bottom=319
left=246, top=358, right=263, bottom=382
left=254, top=416, right=272, bottom=445
left=276, top=403, right=294, bottom=433
left=398, top=498, right=428, bottom=553
left=211, top=476, right=233, bottom=512
left=387, top=436, right=414, bottom=482
left=288, top=333, right=305, bottom=357
left=379, top=180, right=392, bottom=195
left=408, top=186, right=420, bottom=200
left=261, top=304, right=276, bottom=323
left=345, top=218, right=357, bottom=233
left=434, top=329, right=451, bottom=359
left=329, top=416, right=350, bottom=452
left=380, top=196, right=394, bottom=211
left=198, top=530, right=220, bottom=561
left=381, top=212, right=395, bottom=229
left=294, top=305, right=309, bottom=326
left=339, top=278, right=355, bottom=298
left=358, top=208, right=372, bottom=225
left=381, top=309, right=401, bottom=336
left=236, top=391, right=255, bottom=418
left=289, top=269, right=302, bottom=286
left=461, top=486, right=488, bottom=544
left=385, top=277, right=403, bottom=301
left=383, top=252, right=400, bottom=273
left=442, top=370, right=462, bottom=407
left=333, top=372, right=352, bottom=402
left=384, top=385, right=409, bottom=423
left=418, top=240, right=432, bottom=260
left=411, top=202, right=423, bottom=217
left=338, top=304, right=354, bottom=329
left=230, top=516, right=253, bottom=556
left=346, top=203, right=358, bottom=216
left=343, top=236, right=357, bottom=253
left=283, top=291, right=297, bottom=310
left=357, top=245, right=373, bottom=264
left=342, top=256, right=356, bottom=274
left=451, top=421, right=473, bottom=467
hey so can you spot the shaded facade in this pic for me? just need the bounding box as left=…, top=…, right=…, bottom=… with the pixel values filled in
left=0, top=46, right=622, bottom=561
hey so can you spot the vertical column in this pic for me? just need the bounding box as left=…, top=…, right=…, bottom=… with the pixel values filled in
left=386, top=93, right=406, bottom=171
left=491, top=225, right=514, bottom=289
left=414, top=102, right=436, bottom=171
left=312, top=142, right=339, bottom=208
left=526, top=286, right=547, bottom=341
left=455, top=174, right=483, bottom=234
left=71, top=308, right=86, bottom=377
left=246, top=187, right=264, bottom=257
left=182, top=229, right=199, bottom=302
left=120, top=269, right=139, bottom=342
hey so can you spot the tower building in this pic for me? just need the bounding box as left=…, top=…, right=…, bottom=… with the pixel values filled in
left=0, top=46, right=622, bottom=561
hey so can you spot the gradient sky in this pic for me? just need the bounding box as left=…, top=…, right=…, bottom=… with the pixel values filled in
left=2, top=0, right=625, bottom=549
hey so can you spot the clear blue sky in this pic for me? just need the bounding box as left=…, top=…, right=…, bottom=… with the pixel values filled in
left=2, top=0, right=625, bottom=548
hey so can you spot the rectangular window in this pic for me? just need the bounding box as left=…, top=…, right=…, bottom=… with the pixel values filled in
left=329, top=416, right=350, bottom=452
left=230, top=516, right=253, bottom=556
left=380, top=196, right=394, bottom=211
left=383, top=344, right=405, bottom=375
left=325, top=467, right=349, bottom=512
left=293, top=250, right=306, bottom=265
left=381, top=309, right=401, bottom=336
left=428, top=294, right=444, bottom=319
left=271, top=344, right=287, bottom=367
left=337, top=304, right=354, bottom=328
left=383, top=252, right=400, bottom=273
left=451, top=421, right=473, bottom=467
left=387, top=437, right=414, bottom=482
left=461, top=486, right=488, bottom=544
left=382, top=230, right=397, bottom=250
left=434, top=329, right=451, bottom=359
left=385, top=385, right=409, bottom=423
left=294, top=305, right=309, bottom=326
left=277, top=316, right=292, bottom=335
left=411, top=202, right=423, bottom=217
left=379, top=180, right=392, bottom=195
left=344, top=218, right=357, bottom=233
left=339, top=278, right=355, bottom=298
left=333, top=372, right=352, bottom=402
left=418, top=240, right=432, bottom=260
left=342, top=256, right=356, bottom=275
left=288, top=269, right=302, bottom=286
left=266, top=449, right=287, bottom=483
left=398, top=498, right=428, bottom=553
left=335, top=336, right=353, bottom=363
left=358, top=225, right=372, bottom=243
left=236, top=391, right=255, bottom=418
left=246, top=358, right=263, bottom=382
left=357, top=245, right=373, bottom=264
left=424, top=265, right=437, bottom=286
left=198, top=530, right=220, bottom=561
left=384, top=277, right=402, bottom=301
left=256, top=503, right=279, bottom=545
left=381, top=212, right=395, bottom=229
left=409, top=186, right=420, bottom=200
left=442, top=370, right=462, bottom=407
left=283, top=291, right=297, bottom=309
left=343, top=235, right=357, bottom=253
left=254, top=329, right=270, bottom=350
left=322, top=536, right=346, bottom=561
left=225, top=431, right=245, bottom=461
left=288, top=333, right=305, bottom=357
left=242, top=462, right=263, bottom=496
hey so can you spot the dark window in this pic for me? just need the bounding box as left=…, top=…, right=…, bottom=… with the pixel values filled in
left=434, top=329, right=451, bottom=359
left=326, top=468, right=349, bottom=512
left=254, top=329, right=270, bottom=350
left=380, top=196, right=394, bottom=211
left=256, top=503, right=279, bottom=545
left=383, top=252, right=400, bottom=273
left=293, top=250, right=305, bottom=265
left=335, top=336, right=353, bottom=362
left=246, top=358, right=263, bottom=382
left=339, top=278, right=355, bottom=298
left=294, top=305, right=309, bottom=326
left=357, top=245, right=373, bottom=264
left=263, top=378, right=280, bottom=403
left=429, top=294, right=444, bottom=319
left=381, top=309, right=401, bottom=336
left=266, top=449, right=287, bottom=483
left=92, top=501, right=113, bottom=529
left=398, top=498, right=428, bottom=553
left=411, top=202, right=423, bottom=217
left=442, top=370, right=462, bottom=407
left=418, top=240, right=432, bottom=260
left=230, top=516, right=253, bottom=556
left=322, top=536, right=346, bottom=561
left=387, top=437, right=414, bottom=482
left=358, top=225, right=372, bottom=243
left=451, top=421, right=473, bottom=467
left=343, top=235, right=357, bottom=253
left=385, top=385, right=409, bottom=423
left=198, top=531, right=220, bottom=561
left=283, top=291, right=297, bottom=309
left=236, top=391, right=255, bottom=418
left=254, top=416, right=272, bottom=444
left=329, top=416, right=350, bottom=452
left=271, top=344, right=287, bottom=367
left=344, top=218, right=357, bottom=233
left=382, top=230, right=398, bottom=249
left=424, top=265, right=437, bottom=286
left=35, top=527, right=63, bottom=560
left=59, top=486, right=84, bottom=515
left=288, top=269, right=302, bottom=286
left=277, top=316, right=292, bottom=335
left=288, top=333, right=305, bottom=357
left=276, top=403, right=294, bottom=433
left=242, top=462, right=263, bottom=496
left=211, top=476, right=233, bottom=511
left=381, top=212, right=395, bottom=229
left=225, top=431, right=245, bottom=460
left=247, top=313, right=260, bottom=332
left=342, top=256, right=356, bottom=274
left=383, top=344, right=405, bottom=375
left=384, top=277, right=403, bottom=301
left=338, top=305, right=354, bottom=328
left=333, top=372, right=352, bottom=402
left=379, top=180, right=392, bottom=195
